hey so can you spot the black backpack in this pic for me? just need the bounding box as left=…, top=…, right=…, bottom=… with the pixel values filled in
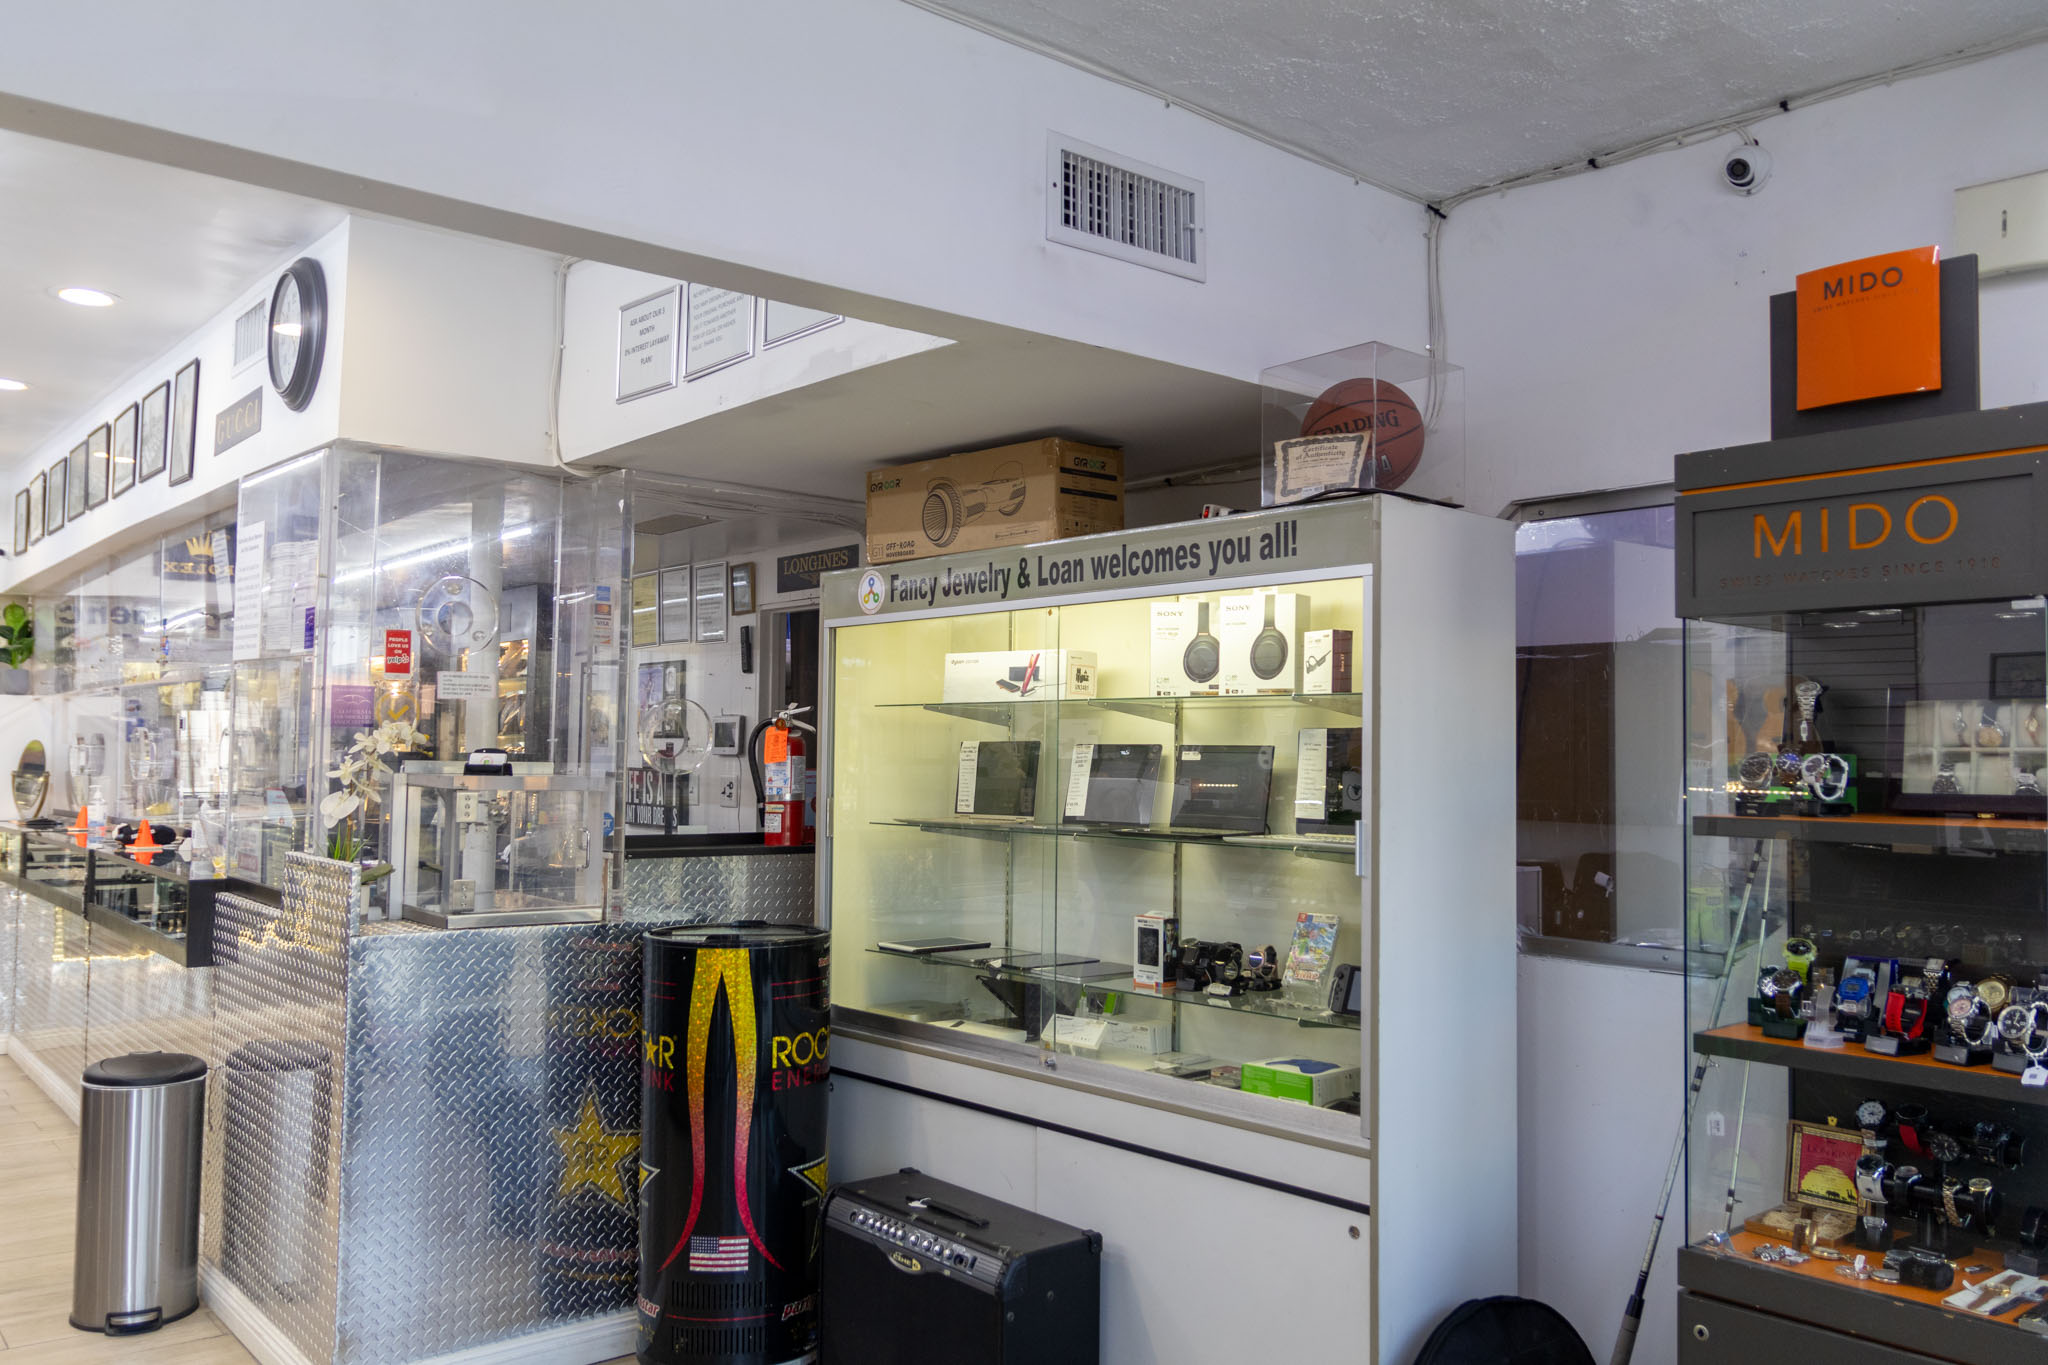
left=1413, top=1297, right=1594, bottom=1365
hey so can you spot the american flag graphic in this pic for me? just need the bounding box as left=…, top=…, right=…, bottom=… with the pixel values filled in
left=688, top=1236, right=750, bottom=1274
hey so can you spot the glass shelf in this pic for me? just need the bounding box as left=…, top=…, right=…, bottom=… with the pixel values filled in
left=885, top=692, right=1364, bottom=725
left=881, top=817, right=1358, bottom=859
left=867, top=945, right=1359, bottom=1030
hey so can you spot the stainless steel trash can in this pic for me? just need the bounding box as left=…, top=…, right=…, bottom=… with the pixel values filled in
left=71, top=1052, right=208, bottom=1334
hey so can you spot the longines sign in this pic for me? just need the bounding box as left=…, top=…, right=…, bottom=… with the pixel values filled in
left=1679, top=449, right=2044, bottom=614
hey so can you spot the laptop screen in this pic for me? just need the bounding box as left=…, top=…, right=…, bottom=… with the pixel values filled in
left=1169, top=745, right=1274, bottom=833
left=1062, top=743, right=1163, bottom=827
left=956, top=740, right=1040, bottom=817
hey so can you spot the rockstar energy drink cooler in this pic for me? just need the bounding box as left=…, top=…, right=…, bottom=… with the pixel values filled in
left=639, top=925, right=829, bottom=1365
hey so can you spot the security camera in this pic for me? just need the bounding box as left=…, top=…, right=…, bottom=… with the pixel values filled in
left=1722, top=142, right=1772, bottom=195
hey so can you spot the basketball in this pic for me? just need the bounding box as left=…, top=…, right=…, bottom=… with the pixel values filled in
left=1300, top=378, right=1426, bottom=491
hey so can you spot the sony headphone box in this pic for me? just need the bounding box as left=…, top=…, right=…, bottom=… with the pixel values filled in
left=1149, top=598, right=1223, bottom=696
left=864, top=437, right=1124, bottom=565
left=1219, top=591, right=1307, bottom=695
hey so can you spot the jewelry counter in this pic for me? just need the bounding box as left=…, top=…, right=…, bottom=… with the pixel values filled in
left=198, top=850, right=812, bottom=1365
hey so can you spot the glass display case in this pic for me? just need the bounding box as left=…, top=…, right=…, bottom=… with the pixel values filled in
left=825, top=498, right=1513, bottom=1139
left=226, top=444, right=627, bottom=914
left=1677, top=414, right=2048, bottom=1359
left=389, top=765, right=607, bottom=926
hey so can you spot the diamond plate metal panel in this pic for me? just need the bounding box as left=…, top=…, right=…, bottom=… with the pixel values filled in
left=203, top=874, right=350, bottom=1365
left=334, top=921, right=647, bottom=1364
left=622, top=851, right=815, bottom=925
left=12, top=899, right=91, bottom=1091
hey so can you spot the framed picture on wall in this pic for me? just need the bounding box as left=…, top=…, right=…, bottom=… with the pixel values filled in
left=728, top=562, right=756, bottom=616
left=47, top=458, right=68, bottom=533
left=64, top=441, right=85, bottom=521
left=85, top=423, right=110, bottom=507
left=27, top=472, right=44, bottom=544
left=111, top=403, right=138, bottom=497
left=138, top=381, right=170, bottom=481
left=12, top=490, right=27, bottom=554
left=658, top=565, right=692, bottom=644
left=693, top=560, right=728, bottom=643
left=169, top=359, right=200, bottom=485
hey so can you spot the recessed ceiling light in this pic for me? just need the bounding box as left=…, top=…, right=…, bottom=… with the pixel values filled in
left=55, top=287, right=117, bottom=307
left=0, top=378, right=25, bottom=392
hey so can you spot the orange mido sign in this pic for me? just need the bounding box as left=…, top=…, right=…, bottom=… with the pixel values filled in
left=1795, top=245, right=1942, bottom=410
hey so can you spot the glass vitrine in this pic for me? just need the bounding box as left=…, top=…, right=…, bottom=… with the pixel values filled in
left=226, top=444, right=627, bottom=914
left=1678, top=428, right=2048, bottom=1357
left=825, top=504, right=1382, bottom=1130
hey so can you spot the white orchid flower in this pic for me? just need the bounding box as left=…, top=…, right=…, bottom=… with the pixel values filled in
left=319, top=790, right=362, bottom=823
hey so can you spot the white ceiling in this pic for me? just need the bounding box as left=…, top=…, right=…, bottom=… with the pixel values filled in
left=912, top=0, right=2048, bottom=202
left=0, top=129, right=344, bottom=464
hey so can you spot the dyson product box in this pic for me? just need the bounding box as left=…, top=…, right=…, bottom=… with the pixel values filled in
left=941, top=650, right=1098, bottom=703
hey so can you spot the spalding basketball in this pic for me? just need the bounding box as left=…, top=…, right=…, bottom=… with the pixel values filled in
left=1300, top=378, right=1426, bottom=491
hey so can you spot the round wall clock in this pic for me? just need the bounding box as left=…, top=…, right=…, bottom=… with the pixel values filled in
left=268, top=257, right=327, bottom=412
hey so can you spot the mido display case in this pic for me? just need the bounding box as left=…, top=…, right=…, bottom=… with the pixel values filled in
left=1677, top=406, right=2048, bottom=1361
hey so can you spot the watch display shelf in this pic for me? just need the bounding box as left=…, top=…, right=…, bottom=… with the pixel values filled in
left=1677, top=414, right=2048, bottom=1362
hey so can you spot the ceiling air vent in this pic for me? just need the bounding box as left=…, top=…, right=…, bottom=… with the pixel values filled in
left=233, top=299, right=267, bottom=372
left=1047, top=134, right=1205, bottom=281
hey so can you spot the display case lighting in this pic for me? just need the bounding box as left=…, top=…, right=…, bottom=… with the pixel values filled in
left=54, top=287, right=116, bottom=307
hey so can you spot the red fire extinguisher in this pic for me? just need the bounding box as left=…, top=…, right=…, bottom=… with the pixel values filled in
left=759, top=704, right=815, bottom=846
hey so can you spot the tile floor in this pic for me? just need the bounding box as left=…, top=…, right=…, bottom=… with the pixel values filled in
left=0, top=1054, right=253, bottom=1363
left=0, top=1055, right=635, bottom=1365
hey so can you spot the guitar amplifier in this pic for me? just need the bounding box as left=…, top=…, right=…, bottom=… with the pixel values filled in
left=821, top=1169, right=1101, bottom=1364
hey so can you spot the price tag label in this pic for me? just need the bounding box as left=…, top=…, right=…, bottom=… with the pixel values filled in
left=2023, top=1065, right=2048, bottom=1088
left=1064, top=744, right=1095, bottom=818
left=956, top=740, right=980, bottom=815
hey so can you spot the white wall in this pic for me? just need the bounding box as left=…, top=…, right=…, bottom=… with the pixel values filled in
left=1446, top=40, right=2048, bottom=515
left=1519, top=955, right=1685, bottom=1362
left=0, top=221, right=351, bottom=595
left=336, top=216, right=558, bottom=466
left=0, top=0, right=1426, bottom=387
left=1, top=216, right=564, bottom=597
left=561, top=262, right=950, bottom=467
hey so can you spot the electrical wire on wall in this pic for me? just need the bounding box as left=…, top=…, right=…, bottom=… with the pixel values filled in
left=1423, top=205, right=1448, bottom=433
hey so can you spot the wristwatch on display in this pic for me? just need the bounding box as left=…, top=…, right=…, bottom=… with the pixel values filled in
left=1927, top=1130, right=1963, bottom=1167
left=1978, top=704, right=2008, bottom=747
left=1971, top=1121, right=2027, bottom=1169
left=1792, top=679, right=1823, bottom=749
left=1978, top=975, right=2015, bottom=1012
left=1758, top=967, right=1806, bottom=1019
left=1895, top=1106, right=1931, bottom=1158
left=1944, top=1178, right=1965, bottom=1227
left=1799, top=751, right=1850, bottom=802
left=1969, top=1178, right=1996, bottom=1228
left=1856, top=1154, right=1890, bottom=1206
left=1883, top=982, right=1931, bottom=1041
left=1783, top=937, right=1817, bottom=982
left=1737, top=750, right=1774, bottom=788
left=1837, top=970, right=1877, bottom=1032
left=1855, top=1099, right=1888, bottom=1135
left=1946, top=983, right=1989, bottom=1043
left=1933, top=760, right=1962, bottom=794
